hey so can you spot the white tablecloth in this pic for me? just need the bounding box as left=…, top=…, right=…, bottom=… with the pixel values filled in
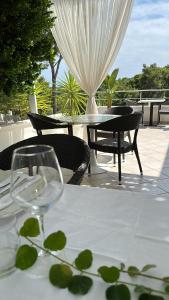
left=1, top=184, right=169, bottom=299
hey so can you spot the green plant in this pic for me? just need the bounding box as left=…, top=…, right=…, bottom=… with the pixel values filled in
left=0, top=0, right=55, bottom=95
left=57, top=72, right=87, bottom=116
left=34, top=76, right=52, bottom=115
left=0, top=91, right=29, bottom=119
left=102, top=69, right=119, bottom=108
left=16, top=217, right=169, bottom=300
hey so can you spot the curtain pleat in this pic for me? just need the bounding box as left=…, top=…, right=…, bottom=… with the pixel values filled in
left=51, top=0, right=133, bottom=114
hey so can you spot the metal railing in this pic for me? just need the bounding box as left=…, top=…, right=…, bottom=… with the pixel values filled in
left=95, top=88, right=169, bottom=105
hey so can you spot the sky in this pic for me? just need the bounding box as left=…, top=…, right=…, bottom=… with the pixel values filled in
left=42, top=0, right=169, bottom=82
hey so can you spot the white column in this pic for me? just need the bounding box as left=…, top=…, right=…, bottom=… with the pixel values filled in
left=28, top=93, right=38, bottom=113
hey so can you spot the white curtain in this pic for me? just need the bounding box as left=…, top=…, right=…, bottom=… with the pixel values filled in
left=51, top=0, right=133, bottom=114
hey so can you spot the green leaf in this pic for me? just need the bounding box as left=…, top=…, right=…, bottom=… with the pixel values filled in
left=128, top=266, right=140, bottom=277
left=15, top=245, right=38, bottom=270
left=75, top=249, right=93, bottom=270
left=138, top=294, right=164, bottom=300
left=49, top=264, right=73, bottom=288
left=106, top=284, right=131, bottom=300
left=108, top=69, right=119, bottom=89
left=165, top=285, right=169, bottom=294
left=19, top=217, right=40, bottom=237
left=98, top=266, right=120, bottom=283
left=141, top=264, right=156, bottom=272
left=44, top=231, right=66, bottom=251
left=68, top=275, right=93, bottom=295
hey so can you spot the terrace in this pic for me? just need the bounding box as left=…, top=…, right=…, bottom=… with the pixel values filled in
left=1, top=113, right=169, bottom=197
left=2, top=1, right=169, bottom=298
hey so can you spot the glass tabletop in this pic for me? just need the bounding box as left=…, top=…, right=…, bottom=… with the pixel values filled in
left=55, top=114, right=115, bottom=125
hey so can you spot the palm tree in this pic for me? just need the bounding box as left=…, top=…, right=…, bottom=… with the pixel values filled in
left=103, top=69, right=119, bottom=108
left=57, top=72, right=87, bottom=116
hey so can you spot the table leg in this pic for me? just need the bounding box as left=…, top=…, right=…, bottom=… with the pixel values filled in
left=157, top=104, right=161, bottom=124
left=149, top=103, right=153, bottom=126
left=88, top=129, right=107, bottom=175
left=141, top=104, right=144, bottom=124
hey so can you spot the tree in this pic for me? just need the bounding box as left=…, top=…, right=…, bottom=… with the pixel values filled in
left=0, top=0, right=54, bottom=95
left=46, top=32, right=63, bottom=114
left=57, top=72, right=87, bottom=116
left=0, top=77, right=52, bottom=119
left=0, top=91, right=29, bottom=119
left=102, top=69, right=119, bottom=107
left=97, top=69, right=119, bottom=107
left=133, top=64, right=165, bottom=98
left=113, top=64, right=169, bottom=101
left=115, top=77, right=137, bottom=102
left=35, top=76, right=52, bottom=115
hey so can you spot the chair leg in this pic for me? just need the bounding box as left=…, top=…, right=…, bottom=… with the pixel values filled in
left=117, top=152, right=122, bottom=185
left=134, top=146, right=143, bottom=175
left=127, top=131, right=133, bottom=154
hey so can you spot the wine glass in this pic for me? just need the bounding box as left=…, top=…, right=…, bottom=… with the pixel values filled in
left=10, top=144, right=64, bottom=277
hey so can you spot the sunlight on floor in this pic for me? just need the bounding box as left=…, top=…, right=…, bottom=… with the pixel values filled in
left=82, top=125, right=169, bottom=196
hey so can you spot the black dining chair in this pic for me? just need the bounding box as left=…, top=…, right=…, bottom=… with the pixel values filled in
left=96, top=106, right=133, bottom=163
left=0, top=134, right=90, bottom=185
left=96, top=106, right=133, bottom=139
left=87, top=112, right=143, bottom=184
left=27, top=112, right=73, bottom=136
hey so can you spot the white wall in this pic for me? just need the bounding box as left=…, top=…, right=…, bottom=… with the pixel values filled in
left=0, top=120, right=84, bottom=151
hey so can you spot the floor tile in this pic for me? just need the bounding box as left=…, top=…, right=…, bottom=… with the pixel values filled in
left=82, top=125, right=169, bottom=196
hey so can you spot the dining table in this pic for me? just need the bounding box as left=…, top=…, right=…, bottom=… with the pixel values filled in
left=0, top=183, right=169, bottom=299
left=138, top=99, right=165, bottom=126
left=53, top=114, right=116, bottom=174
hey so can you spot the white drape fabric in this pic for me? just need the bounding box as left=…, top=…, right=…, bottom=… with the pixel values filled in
left=51, top=0, right=133, bottom=114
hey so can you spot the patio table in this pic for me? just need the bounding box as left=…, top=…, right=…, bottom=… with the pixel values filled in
left=54, top=114, right=116, bottom=174
left=0, top=184, right=169, bottom=299
left=138, top=99, right=165, bottom=126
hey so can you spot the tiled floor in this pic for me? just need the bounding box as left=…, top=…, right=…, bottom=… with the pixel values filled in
left=82, top=125, right=169, bottom=196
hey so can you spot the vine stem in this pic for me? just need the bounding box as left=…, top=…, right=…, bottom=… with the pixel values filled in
left=118, top=281, right=167, bottom=296
left=122, top=269, right=165, bottom=282
left=25, top=237, right=168, bottom=297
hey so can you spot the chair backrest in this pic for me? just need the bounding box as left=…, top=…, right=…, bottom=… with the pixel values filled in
left=27, top=113, right=73, bottom=136
left=105, top=106, right=133, bottom=116
left=95, top=112, right=142, bottom=132
left=27, top=113, right=63, bottom=132
left=0, top=134, right=90, bottom=185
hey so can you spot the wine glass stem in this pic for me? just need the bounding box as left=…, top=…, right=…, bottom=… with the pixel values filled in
left=37, top=214, right=46, bottom=256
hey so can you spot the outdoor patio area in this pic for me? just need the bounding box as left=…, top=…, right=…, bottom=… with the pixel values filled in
left=82, top=124, right=169, bottom=196
left=1, top=120, right=169, bottom=196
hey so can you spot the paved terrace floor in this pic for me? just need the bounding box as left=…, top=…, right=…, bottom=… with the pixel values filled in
left=82, top=125, right=169, bottom=196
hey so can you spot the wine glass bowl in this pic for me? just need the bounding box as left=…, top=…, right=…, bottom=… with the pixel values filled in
left=10, top=145, right=64, bottom=215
